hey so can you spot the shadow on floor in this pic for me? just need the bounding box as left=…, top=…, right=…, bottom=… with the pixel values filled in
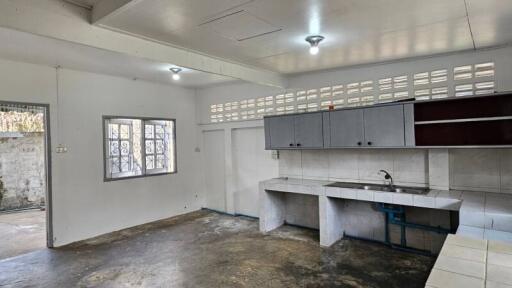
left=0, top=210, right=435, bottom=288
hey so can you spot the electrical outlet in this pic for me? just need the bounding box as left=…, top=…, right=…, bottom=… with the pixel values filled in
left=271, top=150, right=279, bottom=160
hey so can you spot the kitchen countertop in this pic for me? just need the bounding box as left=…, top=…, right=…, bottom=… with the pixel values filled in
left=426, top=234, right=512, bottom=288
left=260, top=177, right=512, bottom=242
left=261, top=177, right=462, bottom=210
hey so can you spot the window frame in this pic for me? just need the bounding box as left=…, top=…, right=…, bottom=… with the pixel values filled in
left=102, top=115, right=177, bottom=182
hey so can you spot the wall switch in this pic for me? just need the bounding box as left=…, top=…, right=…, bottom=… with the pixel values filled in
left=56, top=144, right=68, bottom=153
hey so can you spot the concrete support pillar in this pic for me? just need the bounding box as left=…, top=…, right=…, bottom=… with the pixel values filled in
left=259, top=184, right=286, bottom=232
left=428, top=149, right=450, bottom=190
left=319, top=196, right=345, bottom=247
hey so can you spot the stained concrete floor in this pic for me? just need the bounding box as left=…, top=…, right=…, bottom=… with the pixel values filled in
left=0, top=209, right=46, bottom=260
left=0, top=210, right=435, bottom=288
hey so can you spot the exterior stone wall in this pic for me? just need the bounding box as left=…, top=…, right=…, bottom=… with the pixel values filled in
left=0, top=133, right=45, bottom=210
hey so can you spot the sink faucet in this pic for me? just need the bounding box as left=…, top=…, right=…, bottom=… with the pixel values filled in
left=378, top=170, right=394, bottom=189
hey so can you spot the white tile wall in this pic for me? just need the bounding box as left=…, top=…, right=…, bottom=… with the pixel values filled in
left=279, top=148, right=512, bottom=194
left=450, top=149, right=501, bottom=192
left=393, top=149, right=429, bottom=185
left=279, top=149, right=429, bottom=186
left=429, top=149, right=450, bottom=190
left=327, top=150, right=359, bottom=181
left=301, top=150, right=329, bottom=180
left=450, top=149, right=512, bottom=193
left=278, top=150, right=302, bottom=178
left=500, top=149, right=512, bottom=194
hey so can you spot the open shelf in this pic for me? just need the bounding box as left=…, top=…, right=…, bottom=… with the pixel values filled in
left=414, top=94, right=512, bottom=122
left=415, top=119, right=512, bottom=146
left=414, top=93, right=512, bottom=146
left=415, top=116, right=512, bottom=125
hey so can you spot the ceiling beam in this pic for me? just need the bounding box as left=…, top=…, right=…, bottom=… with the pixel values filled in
left=0, top=0, right=287, bottom=88
left=92, top=0, right=140, bottom=25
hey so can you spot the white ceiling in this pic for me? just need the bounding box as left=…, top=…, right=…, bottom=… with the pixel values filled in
left=93, top=0, right=512, bottom=74
left=65, top=0, right=99, bottom=9
left=0, top=27, right=235, bottom=88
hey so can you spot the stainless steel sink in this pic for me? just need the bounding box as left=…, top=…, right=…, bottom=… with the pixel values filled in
left=324, top=181, right=429, bottom=195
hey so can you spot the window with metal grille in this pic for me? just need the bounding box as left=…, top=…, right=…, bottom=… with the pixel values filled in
left=103, top=117, right=176, bottom=181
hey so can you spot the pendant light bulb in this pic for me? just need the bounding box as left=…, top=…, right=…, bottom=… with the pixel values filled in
left=309, top=45, right=319, bottom=55
left=305, top=35, right=324, bottom=56
left=170, top=67, right=182, bottom=81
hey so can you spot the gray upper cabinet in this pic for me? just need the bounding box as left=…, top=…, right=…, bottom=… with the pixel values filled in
left=264, top=103, right=413, bottom=149
left=327, top=109, right=364, bottom=147
left=363, top=105, right=405, bottom=147
left=294, top=112, right=324, bottom=148
left=265, top=115, right=295, bottom=149
left=264, top=112, right=323, bottom=149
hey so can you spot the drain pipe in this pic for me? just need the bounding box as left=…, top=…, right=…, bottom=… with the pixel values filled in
left=377, top=203, right=452, bottom=254
left=345, top=203, right=453, bottom=256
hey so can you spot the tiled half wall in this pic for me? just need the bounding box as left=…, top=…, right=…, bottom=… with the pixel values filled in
left=279, top=149, right=512, bottom=194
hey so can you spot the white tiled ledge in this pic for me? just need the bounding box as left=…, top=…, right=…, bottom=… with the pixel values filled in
left=260, top=177, right=512, bottom=242
left=426, top=234, right=512, bottom=288
left=261, top=177, right=463, bottom=210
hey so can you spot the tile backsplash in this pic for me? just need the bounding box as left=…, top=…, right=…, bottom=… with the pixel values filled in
left=450, top=149, right=512, bottom=193
left=279, top=149, right=512, bottom=194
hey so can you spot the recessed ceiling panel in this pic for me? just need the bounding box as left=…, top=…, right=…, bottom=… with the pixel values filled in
left=258, top=17, right=474, bottom=74
left=200, top=10, right=280, bottom=41
left=97, top=0, right=512, bottom=74
left=101, top=0, right=254, bottom=36
left=64, top=0, right=100, bottom=9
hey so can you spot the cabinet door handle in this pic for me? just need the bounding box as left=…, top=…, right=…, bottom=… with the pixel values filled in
left=296, top=143, right=302, bottom=147
left=357, top=142, right=362, bottom=146
left=289, top=143, right=294, bottom=147
left=367, top=141, right=373, bottom=146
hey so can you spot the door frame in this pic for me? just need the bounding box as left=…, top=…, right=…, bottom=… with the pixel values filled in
left=0, top=100, right=53, bottom=248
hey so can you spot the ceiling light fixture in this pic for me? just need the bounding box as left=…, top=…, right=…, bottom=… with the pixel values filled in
left=305, top=35, right=324, bottom=55
left=170, top=68, right=182, bottom=80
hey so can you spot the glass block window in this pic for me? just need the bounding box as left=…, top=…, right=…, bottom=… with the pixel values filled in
left=453, top=62, right=495, bottom=97
left=207, top=62, right=497, bottom=123
left=104, top=117, right=176, bottom=180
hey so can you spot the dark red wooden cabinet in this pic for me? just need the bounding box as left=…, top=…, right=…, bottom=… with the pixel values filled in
left=413, top=93, right=512, bottom=146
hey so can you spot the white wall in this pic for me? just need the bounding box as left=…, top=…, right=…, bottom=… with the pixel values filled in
left=0, top=58, right=202, bottom=246
left=197, top=121, right=278, bottom=217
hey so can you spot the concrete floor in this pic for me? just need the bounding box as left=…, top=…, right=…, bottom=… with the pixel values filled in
left=0, top=209, right=46, bottom=260
left=0, top=210, right=435, bottom=288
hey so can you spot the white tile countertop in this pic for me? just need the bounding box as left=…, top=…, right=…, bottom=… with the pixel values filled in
left=426, top=234, right=512, bottom=288
left=260, top=177, right=512, bottom=242
left=261, top=177, right=463, bottom=210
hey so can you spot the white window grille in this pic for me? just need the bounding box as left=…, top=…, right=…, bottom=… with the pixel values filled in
left=104, top=117, right=176, bottom=180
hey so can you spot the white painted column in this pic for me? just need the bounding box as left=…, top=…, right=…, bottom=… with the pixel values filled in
left=259, top=183, right=286, bottom=232
left=224, top=128, right=236, bottom=214
left=319, top=195, right=345, bottom=247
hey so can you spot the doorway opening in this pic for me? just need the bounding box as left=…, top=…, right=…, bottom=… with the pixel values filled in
left=0, top=102, right=52, bottom=259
